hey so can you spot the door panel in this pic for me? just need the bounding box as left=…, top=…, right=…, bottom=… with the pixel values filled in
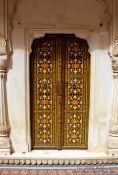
left=30, top=37, right=58, bottom=149
left=30, top=34, right=90, bottom=149
left=63, top=37, right=90, bottom=148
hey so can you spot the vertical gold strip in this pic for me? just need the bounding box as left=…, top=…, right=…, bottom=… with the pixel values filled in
left=56, top=37, right=63, bottom=149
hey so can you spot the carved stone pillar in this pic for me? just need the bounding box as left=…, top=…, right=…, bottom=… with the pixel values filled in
left=0, top=34, right=11, bottom=155
left=108, top=37, right=118, bottom=154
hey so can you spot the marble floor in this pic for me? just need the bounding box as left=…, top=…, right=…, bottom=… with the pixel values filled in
left=3, top=150, right=117, bottom=159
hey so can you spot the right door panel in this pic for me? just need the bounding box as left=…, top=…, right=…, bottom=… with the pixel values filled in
left=63, top=36, right=90, bottom=148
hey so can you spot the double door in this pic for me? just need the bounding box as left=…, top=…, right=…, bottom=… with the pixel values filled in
left=30, top=34, right=90, bottom=149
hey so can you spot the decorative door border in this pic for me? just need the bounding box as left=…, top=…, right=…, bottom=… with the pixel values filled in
left=24, top=28, right=106, bottom=152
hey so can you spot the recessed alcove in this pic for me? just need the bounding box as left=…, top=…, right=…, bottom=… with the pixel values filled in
left=4, top=0, right=113, bottom=157
left=15, top=28, right=112, bottom=157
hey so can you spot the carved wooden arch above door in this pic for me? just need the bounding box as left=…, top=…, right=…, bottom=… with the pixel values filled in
left=30, top=34, right=90, bottom=150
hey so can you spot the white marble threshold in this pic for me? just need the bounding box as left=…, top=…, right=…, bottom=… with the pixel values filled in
left=0, top=150, right=117, bottom=165
left=4, top=150, right=118, bottom=159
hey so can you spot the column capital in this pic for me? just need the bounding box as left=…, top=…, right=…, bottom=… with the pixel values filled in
left=112, top=37, right=118, bottom=58
left=0, top=34, right=7, bottom=55
left=0, top=34, right=8, bottom=70
left=112, top=57, right=118, bottom=73
left=111, top=37, right=118, bottom=75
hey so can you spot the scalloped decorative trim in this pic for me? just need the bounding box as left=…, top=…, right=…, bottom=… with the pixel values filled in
left=0, top=158, right=117, bottom=165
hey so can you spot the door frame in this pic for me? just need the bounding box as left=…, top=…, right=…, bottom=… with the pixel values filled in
left=24, top=28, right=96, bottom=152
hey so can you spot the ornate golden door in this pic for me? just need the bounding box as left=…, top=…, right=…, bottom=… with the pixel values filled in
left=30, top=34, right=90, bottom=150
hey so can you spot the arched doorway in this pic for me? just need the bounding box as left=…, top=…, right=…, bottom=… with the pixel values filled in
left=30, top=34, right=90, bottom=150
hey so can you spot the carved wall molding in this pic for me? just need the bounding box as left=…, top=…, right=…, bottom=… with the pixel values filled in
left=112, top=58, right=118, bottom=73
left=0, top=157, right=117, bottom=165
left=108, top=35, right=118, bottom=153
left=0, top=34, right=7, bottom=55
left=0, top=34, right=8, bottom=70
left=111, top=37, right=118, bottom=73
left=0, top=33, right=12, bottom=155
left=113, top=37, right=118, bottom=57
left=113, top=74, right=118, bottom=79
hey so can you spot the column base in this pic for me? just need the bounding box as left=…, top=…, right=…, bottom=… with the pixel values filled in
left=108, top=134, right=118, bottom=155
left=108, top=148, right=118, bottom=155
left=0, top=137, right=12, bottom=156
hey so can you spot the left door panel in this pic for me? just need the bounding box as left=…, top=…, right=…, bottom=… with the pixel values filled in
left=30, top=36, right=58, bottom=149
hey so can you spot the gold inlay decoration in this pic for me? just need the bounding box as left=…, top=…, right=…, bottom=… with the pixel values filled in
left=30, top=34, right=90, bottom=149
